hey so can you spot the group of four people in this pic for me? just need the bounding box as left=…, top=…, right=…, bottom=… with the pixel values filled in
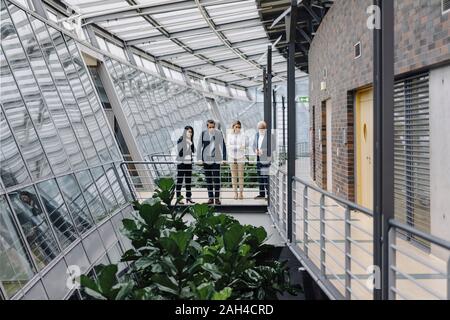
left=175, top=120, right=271, bottom=205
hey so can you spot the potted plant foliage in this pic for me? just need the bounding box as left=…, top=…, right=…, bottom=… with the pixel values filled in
left=80, top=178, right=298, bottom=300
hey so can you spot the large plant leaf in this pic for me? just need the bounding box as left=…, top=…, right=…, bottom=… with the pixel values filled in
left=156, top=177, right=175, bottom=191
left=122, top=219, right=138, bottom=232
left=248, top=227, right=267, bottom=244
left=121, top=249, right=140, bottom=262
left=80, top=275, right=107, bottom=300
left=196, top=283, right=215, bottom=300
left=135, top=256, right=156, bottom=270
left=160, top=255, right=178, bottom=276
left=201, top=263, right=222, bottom=280
left=223, top=223, right=244, bottom=251
left=154, top=178, right=175, bottom=205
left=170, top=230, right=192, bottom=254
left=114, top=281, right=135, bottom=300
left=190, top=203, right=213, bottom=219
left=160, top=237, right=179, bottom=257
left=212, top=287, right=232, bottom=301
left=151, top=274, right=179, bottom=295
left=139, top=202, right=166, bottom=226
left=239, top=244, right=251, bottom=257
left=96, top=264, right=119, bottom=298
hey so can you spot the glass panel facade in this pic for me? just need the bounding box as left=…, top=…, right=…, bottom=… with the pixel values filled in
left=215, top=96, right=262, bottom=133
left=36, top=179, right=79, bottom=249
left=8, top=185, right=60, bottom=269
left=56, top=174, right=94, bottom=233
left=90, top=166, right=118, bottom=213
left=105, top=56, right=214, bottom=158
left=0, top=109, right=30, bottom=188
left=0, top=195, right=34, bottom=298
left=75, top=170, right=108, bottom=224
left=0, top=1, right=131, bottom=299
left=8, top=5, right=71, bottom=176
left=0, top=0, right=252, bottom=300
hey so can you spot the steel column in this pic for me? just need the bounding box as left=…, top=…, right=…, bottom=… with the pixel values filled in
left=286, top=0, right=297, bottom=243
left=125, top=46, right=138, bottom=65
left=264, top=45, right=273, bottom=206
left=272, top=89, right=277, bottom=130
left=31, top=0, right=48, bottom=18
left=85, top=26, right=100, bottom=48
left=266, top=45, right=273, bottom=157
left=373, top=0, right=395, bottom=300
left=282, top=95, right=286, bottom=153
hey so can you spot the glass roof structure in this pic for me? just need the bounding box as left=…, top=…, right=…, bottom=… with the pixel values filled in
left=58, top=0, right=306, bottom=87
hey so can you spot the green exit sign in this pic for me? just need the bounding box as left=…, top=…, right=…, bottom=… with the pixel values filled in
left=298, top=96, right=309, bottom=103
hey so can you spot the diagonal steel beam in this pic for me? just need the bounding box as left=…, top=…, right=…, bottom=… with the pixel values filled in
left=296, top=26, right=312, bottom=44
left=31, top=0, right=48, bottom=18
left=126, top=18, right=263, bottom=45
left=186, top=53, right=265, bottom=69
left=194, top=0, right=286, bottom=82
left=300, top=0, right=321, bottom=23
left=158, top=37, right=270, bottom=60
left=83, top=0, right=249, bottom=24
left=122, top=0, right=251, bottom=83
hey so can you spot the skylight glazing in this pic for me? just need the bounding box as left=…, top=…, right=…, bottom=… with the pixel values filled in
left=61, top=0, right=299, bottom=88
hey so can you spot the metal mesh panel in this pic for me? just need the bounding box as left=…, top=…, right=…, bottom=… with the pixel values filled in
left=393, top=72, right=430, bottom=247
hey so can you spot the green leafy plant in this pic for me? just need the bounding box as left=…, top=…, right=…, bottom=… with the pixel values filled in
left=80, top=178, right=298, bottom=300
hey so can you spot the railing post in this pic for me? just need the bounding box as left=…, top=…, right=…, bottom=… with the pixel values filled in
left=303, top=186, right=309, bottom=255
left=280, top=174, right=284, bottom=226
left=120, top=162, right=137, bottom=202
left=320, top=194, right=326, bottom=276
left=344, top=206, right=352, bottom=300
left=285, top=0, right=297, bottom=244
left=447, top=256, right=450, bottom=300
left=388, top=227, right=397, bottom=300
left=373, top=0, right=395, bottom=300
left=273, top=89, right=277, bottom=130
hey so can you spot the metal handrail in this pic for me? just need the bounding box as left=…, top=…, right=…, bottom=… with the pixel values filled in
left=388, top=219, right=450, bottom=250
left=293, top=176, right=373, bottom=217
left=121, top=160, right=261, bottom=166
left=119, top=159, right=270, bottom=205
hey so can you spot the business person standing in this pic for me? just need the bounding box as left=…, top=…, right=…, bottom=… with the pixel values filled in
left=176, top=126, right=195, bottom=204
left=198, top=120, right=227, bottom=205
left=253, top=121, right=271, bottom=200
left=227, top=120, right=247, bottom=200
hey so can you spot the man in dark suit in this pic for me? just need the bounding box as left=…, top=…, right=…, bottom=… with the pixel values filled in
left=197, top=120, right=227, bottom=205
left=253, top=121, right=271, bottom=200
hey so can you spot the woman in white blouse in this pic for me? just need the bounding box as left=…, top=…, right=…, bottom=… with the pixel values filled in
left=227, top=121, right=247, bottom=200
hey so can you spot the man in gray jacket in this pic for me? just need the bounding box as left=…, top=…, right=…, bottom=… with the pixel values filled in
left=197, top=120, right=227, bottom=205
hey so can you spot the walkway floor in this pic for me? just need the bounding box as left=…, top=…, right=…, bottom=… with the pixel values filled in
left=137, top=189, right=268, bottom=206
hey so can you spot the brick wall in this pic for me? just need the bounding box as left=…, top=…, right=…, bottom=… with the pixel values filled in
left=309, top=0, right=450, bottom=201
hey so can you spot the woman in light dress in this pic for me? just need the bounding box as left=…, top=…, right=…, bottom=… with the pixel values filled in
left=226, top=121, right=247, bottom=200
